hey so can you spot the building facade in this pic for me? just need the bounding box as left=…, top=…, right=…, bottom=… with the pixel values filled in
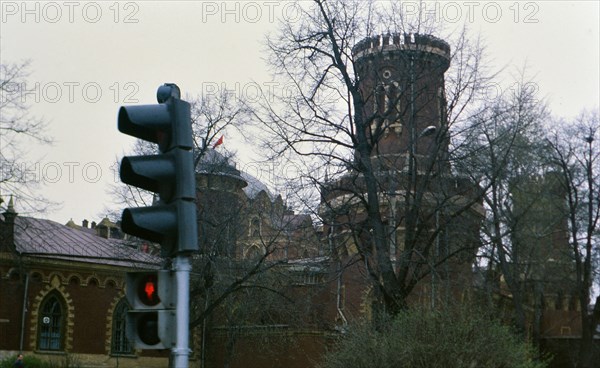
left=0, top=199, right=167, bottom=367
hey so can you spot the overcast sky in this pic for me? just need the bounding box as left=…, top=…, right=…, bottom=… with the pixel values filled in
left=1, top=1, right=598, bottom=225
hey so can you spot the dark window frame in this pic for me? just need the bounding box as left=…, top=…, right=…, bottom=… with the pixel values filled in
left=111, top=299, right=133, bottom=355
left=38, top=293, right=65, bottom=351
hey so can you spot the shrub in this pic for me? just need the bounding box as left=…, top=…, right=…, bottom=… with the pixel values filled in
left=319, top=305, right=549, bottom=368
left=0, top=354, right=46, bottom=368
left=0, top=354, right=81, bottom=368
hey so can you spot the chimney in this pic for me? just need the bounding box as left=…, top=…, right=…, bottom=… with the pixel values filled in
left=96, top=217, right=112, bottom=239
left=82, top=219, right=89, bottom=228
left=1, top=196, right=18, bottom=253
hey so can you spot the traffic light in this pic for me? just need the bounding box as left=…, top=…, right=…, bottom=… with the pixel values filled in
left=126, top=271, right=175, bottom=349
left=118, top=83, right=198, bottom=257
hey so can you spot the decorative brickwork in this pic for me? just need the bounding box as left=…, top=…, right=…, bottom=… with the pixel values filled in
left=104, top=293, right=128, bottom=354
left=28, top=274, right=75, bottom=352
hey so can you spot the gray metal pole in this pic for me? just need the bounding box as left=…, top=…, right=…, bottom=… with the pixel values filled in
left=19, top=273, right=29, bottom=352
left=172, top=255, right=191, bottom=368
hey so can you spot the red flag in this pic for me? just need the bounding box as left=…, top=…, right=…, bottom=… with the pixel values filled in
left=212, top=135, right=224, bottom=149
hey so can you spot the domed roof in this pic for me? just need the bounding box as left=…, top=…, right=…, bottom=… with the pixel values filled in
left=196, top=149, right=278, bottom=200
left=195, top=149, right=246, bottom=185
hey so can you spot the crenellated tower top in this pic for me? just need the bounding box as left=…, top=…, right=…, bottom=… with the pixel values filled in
left=352, top=33, right=451, bottom=71
left=352, top=33, right=451, bottom=171
left=352, top=33, right=450, bottom=71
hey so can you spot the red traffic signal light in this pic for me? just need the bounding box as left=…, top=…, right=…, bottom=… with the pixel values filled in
left=126, top=271, right=174, bottom=350
left=126, top=271, right=173, bottom=310
left=138, top=273, right=160, bottom=307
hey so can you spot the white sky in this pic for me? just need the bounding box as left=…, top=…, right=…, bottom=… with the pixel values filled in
left=1, top=1, right=598, bottom=225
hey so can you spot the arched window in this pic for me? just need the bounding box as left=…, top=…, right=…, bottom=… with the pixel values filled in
left=38, top=294, right=64, bottom=351
left=68, top=276, right=80, bottom=286
left=111, top=299, right=132, bottom=354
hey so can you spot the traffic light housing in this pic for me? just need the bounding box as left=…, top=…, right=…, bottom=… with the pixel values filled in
left=126, top=271, right=175, bottom=349
left=118, top=83, right=198, bottom=257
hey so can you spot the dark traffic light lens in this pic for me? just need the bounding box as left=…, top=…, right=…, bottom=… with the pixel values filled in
left=137, top=313, right=160, bottom=346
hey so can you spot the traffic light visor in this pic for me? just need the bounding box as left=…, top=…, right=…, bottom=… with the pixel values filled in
left=118, top=104, right=171, bottom=149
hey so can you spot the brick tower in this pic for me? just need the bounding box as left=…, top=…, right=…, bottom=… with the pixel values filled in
left=321, top=33, right=483, bottom=311
left=352, top=33, right=451, bottom=171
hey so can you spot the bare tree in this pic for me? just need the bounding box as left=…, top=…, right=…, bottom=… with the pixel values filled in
left=456, top=70, right=550, bottom=337
left=546, top=111, right=600, bottom=368
left=1, top=61, right=55, bottom=213
left=251, top=0, right=491, bottom=316
left=189, top=179, right=329, bottom=367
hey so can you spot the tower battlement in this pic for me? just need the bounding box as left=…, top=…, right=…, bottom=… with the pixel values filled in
left=351, top=32, right=451, bottom=170
left=352, top=33, right=450, bottom=70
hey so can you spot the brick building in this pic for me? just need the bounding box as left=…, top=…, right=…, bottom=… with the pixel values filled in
left=0, top=197, right=167, bottom=367
left=195, top=33, right=484, bottom=367
left=192, top=149, right=337, bottom=368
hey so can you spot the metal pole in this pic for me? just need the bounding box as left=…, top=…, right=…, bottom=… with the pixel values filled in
left=172, top=255, right=191, bottom=368
left=19, top=273, right=29, bottom=352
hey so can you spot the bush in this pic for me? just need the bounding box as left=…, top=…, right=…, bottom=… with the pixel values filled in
left=0, top=354, right=45, bottom=368
left=0, top=354, right=81, bottom=368
left=319, top=305, right=550, bottom=368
